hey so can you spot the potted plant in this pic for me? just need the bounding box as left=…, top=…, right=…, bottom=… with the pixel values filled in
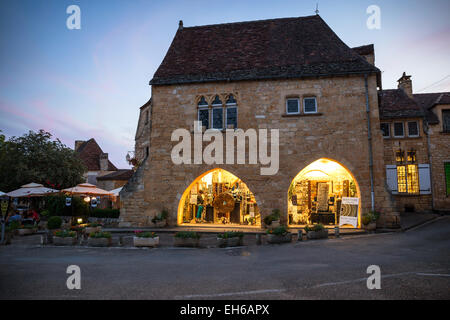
left=263, top=209, right=281, bottom=228
left=17, top=223, right=37, bottom=236
left=266, top=225, right=292, bottom=244
left=304, top=224, right=328, bottom=240
left=84, top=223, right=102, bottom=235
left=217, top=231, right=244, bottom=248
left=151, top=209, right=168, bottom=227
left=173, top=231, right=201, bottom=247
left=133, top=230, right=159, bottom=247
left=362, top=211, right=379, bottom=231
left=53, top=229, right=78, bottom=246
left=87, top=231, right=112, bottom=247
left=45, top=216, right=62, bottom=243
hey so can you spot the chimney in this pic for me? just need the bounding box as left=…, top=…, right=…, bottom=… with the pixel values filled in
left=398, top=72, right=413, bottom=97
left=74, top=140, right=85, bottom=151
left=99, top=153, right=109, bottom=171
left=178, top=20, right=183, bottom=30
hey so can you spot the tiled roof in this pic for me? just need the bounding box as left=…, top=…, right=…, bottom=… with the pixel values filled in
left=96, top=169, right=134, bottom=181
left=151, top=15, right=379, bottom=85
left=352, top=44, right=374, bottom=56
left=378, top=89, right=424, bottom=120
left=75, top=139, right=118, bottom=171
left=413, top=92, right=450, bottom=124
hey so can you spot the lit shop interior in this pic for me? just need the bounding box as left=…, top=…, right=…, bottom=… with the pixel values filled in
left=288, top=159, right=360, bottom=227
left=178, top=169, right=261, bottom=226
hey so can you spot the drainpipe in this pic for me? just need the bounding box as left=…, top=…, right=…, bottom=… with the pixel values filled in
left=424, top=121, right=435, bottom=211
left=364, top=74, right=375, bottom=212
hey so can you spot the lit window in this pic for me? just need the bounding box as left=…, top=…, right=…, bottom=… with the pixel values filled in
left=286, top=98, right=300, bottom=114
left=443, top=110, right=450, bottom=133
left=395, top=149, right=405, bottom=164
left=397, top=166, right=407, bottom=193
left=303, top=97, right=317, bottom=113
left=406, top=164, right=419, bottom=194
left=407, top=150, right=416, bottom=163
left=408, top=121, right=419, bottom=137
left=394, top=122, right=404, bottom=137
left=381, top=123, right=390, bottom=137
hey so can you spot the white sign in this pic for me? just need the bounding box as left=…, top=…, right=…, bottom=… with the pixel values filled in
left=65, top=197, right=72, bottom=207
left=339, top=197, right=359, bottom=228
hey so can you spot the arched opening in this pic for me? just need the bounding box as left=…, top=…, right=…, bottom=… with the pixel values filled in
left=287, top=158, right=361, bottom=228
left=177, top=168, right=261, bottom=227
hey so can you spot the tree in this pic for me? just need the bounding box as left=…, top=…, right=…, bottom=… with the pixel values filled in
left=0, top=130, right=86, bottom=192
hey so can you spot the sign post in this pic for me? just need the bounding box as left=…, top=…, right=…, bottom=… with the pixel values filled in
left=339, top=197, right=359, bottom=228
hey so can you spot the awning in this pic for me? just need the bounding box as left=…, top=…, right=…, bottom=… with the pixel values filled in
left=62, top=183, right=113, bottom=196
left=6, top=183, right=59, bottom=198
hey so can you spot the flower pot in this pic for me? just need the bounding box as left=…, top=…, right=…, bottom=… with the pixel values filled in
left=266, top=233, right=292, bottom=244
left=173, top=237, right=199, bottom=247
left=17, top=228, right=36, bottom=236
left=87, top=237, right=111, bottom=247
left=217, top=237, right=243, bottom=248
left=134, top=236, right=159, bottom=247
left=85, top=226, right=102, bottom=235
left=53, top=236, right=78, bottom=246
left=363, top=222, right=376, bottom=231
left=306, top=229, right=329, bottom=240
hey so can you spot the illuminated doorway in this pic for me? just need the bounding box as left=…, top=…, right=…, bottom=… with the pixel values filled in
left=288, top=159, right=361, bottom=228
left=177, top=169, right=261, bottom=227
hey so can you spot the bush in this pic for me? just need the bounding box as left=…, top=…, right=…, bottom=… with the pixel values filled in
left=44, top=195, right=89, bottom=217
left=134, top=231, right=157, bottom=238
left=217, top=231, right=244, bottom=239
left=151, top=209, right=168, bottom=224
left=264, top=209, right=281, bottom=226
left=90, top=208, right=120, bottom=219
left=54, top=230, right=76, bottom=238
left=174, top=231, right=201, bottom=239
left=361, top=215, right=372, bottom=225
left=47, top=216, right=62, bottom=230
left=362, top=211, right=380, bottom=225
left=89, top=231, right=111, bottom=239
left=263, top=215, right=274, bottom=226
left=267, top=225, right=288, bottom=236
left=304, top=224, right=325, bottom=232
left=6, top=221, right=21, bottom=232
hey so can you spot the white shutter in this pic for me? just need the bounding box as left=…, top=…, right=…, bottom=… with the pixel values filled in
left=386, top=165, right=398, bottom=194
left=418, top=164, right=431, bottom=194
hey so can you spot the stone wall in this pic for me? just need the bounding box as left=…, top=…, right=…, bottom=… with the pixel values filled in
left=121, top=74, right=400, bottom=228
left=428, top=104, right=450, bottom=211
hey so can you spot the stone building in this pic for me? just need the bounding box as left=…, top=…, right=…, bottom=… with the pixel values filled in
left=120, top=15, right=403, bottom=228
left=75, top=138, right=132, bottom=189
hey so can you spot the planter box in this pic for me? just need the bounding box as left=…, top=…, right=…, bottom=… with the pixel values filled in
left=217, top=237, right=243, bottom=248
left=87, top=237, right=111, bottom=247
left=84, top=226, right=102, bottom=235
left=363, top=222, right=376, bottom=231
left=134, top=236, right=159, bottom=247
left=17, top=228, right=36, bottom=236
left=173, top=237, right=199, bottom=247
left=306, top=230, right=329, bottom=240
left=53, top=236, right=78, bottom=246
left=266, top=233, right=292, bottom=244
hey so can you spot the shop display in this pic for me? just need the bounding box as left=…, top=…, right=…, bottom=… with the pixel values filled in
left=181, top=169, right=261, bottom=226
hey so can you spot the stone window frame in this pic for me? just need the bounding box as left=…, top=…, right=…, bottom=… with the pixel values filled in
left=395, top=148, right=420, bottom=194
left=407, top=121, right=419, bottom=138
left=380, top=122, right=390, bottom=138
left=196, top=94, right=239, bottom=131
left=442, top=109, right=450, bottom=133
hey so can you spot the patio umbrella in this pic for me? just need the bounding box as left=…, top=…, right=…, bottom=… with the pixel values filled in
left=109, top=186, right=123, bottom=197
left=62, top=183, right=113, bottom=196
left=6, top=183, right=59, bottom=198
left=0, top=191, right=5, bottom=197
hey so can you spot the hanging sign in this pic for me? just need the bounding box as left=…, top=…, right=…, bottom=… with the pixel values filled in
left=339, top=197, right=359, bottom=228
left=90, top=198, right=98, bottom=208
left=65, top=197, right=72, bottom=207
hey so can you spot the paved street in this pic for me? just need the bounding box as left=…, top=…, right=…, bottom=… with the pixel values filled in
left=0, top=217, right=449, bottom=300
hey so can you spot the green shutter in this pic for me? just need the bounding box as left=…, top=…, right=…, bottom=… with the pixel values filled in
left=445, top=163, right=450, bottom=196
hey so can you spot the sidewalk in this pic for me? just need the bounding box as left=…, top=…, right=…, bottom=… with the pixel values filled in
left=399, top=212, right=441, bottom=231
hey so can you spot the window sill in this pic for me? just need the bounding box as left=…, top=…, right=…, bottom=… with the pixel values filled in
left=385, top=136, right=422, bottom=140
left=282, top=113, right=323, bottom=118
left=190, top=128, right=239, bottom=134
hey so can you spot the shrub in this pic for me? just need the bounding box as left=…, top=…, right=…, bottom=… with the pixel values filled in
left=304, top=224, right=325, bottom=232
left=266, top=225, right=288, bottom=236
left=134, top=231, right=157, bottom=238
left=87, top=222, right=102, bottom=228
left=40, top=210, right=50, bottom=218
left=217, top=231, right=243, bottom=239
left=6, top=221, right=20, bottom=232
left=54, top=230, right=76, bottom=238
left=362, top=211, right=380, bottom=225
left=264, top=209, right=281, bottom=226
left=361, top=215, right=372, bottom=225
left=263, top=215, right=274, bottom=226
left=174, top=231, right=201, bottom=239
left=44, top=194, right=89, bottom=217
left=89, top=231, right=111, bottom=239
left=151, top=209, right=168, bottom=224
left=90, top=208, right=120, bottom=219
left=47, top=216, right=62, bottom=230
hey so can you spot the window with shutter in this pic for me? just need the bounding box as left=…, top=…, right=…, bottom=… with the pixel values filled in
left=418, top=164, right=431, bottom=194
left=386, top=165, right=398, bottom=194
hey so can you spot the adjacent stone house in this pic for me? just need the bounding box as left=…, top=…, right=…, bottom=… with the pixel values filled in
left=120, top=15, right=402, bottom=228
